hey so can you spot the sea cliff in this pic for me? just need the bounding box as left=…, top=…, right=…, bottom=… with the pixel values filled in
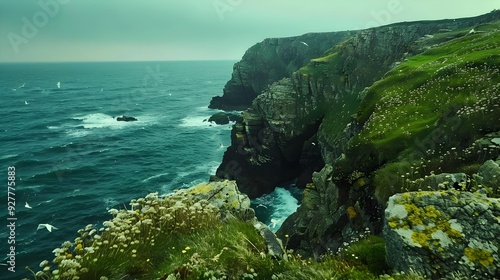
left=33, top=11, right=500, bottom=279
left=212, top=10, right=500, bottom=278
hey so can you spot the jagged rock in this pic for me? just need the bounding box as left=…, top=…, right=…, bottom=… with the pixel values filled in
left=215, top=12, right=500, bottom=200
left=208, top=112, right=243, bottom=125
left=384, top=190, right=500, bottom=278
left=251, top=220, right=285, bottom=259
left=475, top=159, right=500, bottom=196
left=212, top=10, right=500, bottom=262
left=215, top=106, right=323, bottom=198
left=277, top=165, right=351, bottom=257
left=179, top=180, right=252, bottom=220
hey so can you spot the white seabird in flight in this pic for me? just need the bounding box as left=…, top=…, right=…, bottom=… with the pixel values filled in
left=37, top=224, right=58, bottom=232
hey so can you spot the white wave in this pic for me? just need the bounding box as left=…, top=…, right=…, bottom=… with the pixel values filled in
left=66, top=129, right=91, bottom=138
left=142, top=172, right=170, bottom=183
left=103, top=197, right=119, bottom=210
left=72, top=113, right=157, bottom=129
left=208, top=161, right=220, bottom=175
left=179, top=115, right=237, bottom=128
left=37, top=198, right=53, bottom=206
left=160, top=178, right=205, bottom=194
left=73, top=113, right=128, bottom=129
left=253, top=187, right=300, bottom=232
left=0, top=154, right=18, bottom=160
left=179, top=115, right=213, bottom=128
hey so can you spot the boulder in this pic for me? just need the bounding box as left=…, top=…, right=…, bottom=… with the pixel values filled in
left=475, top=159, right=500, bottom=196
left=384, top=190, right=500, bottom=278
left=177, top=180, right=253, bottom=220
left=421, top=173, right=468, bottom=191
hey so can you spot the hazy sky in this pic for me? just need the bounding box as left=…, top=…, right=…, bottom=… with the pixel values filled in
left=0, top=0, right=498, bottom=62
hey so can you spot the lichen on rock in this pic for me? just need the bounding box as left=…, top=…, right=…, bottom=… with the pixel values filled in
left=384, top=189, right=500, bottom=278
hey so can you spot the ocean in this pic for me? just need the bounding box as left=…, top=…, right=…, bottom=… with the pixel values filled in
left=0, top=61, right=299, bottom=279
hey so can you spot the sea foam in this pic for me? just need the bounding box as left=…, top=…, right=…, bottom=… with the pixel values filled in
left=252, top=187, right=300, bottom=232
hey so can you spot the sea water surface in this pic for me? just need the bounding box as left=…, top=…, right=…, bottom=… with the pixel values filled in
left=0, top=61, right=299, bottom=279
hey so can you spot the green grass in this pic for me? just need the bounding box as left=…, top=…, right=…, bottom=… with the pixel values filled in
left=28, top=187, right=430, bottom=280
left=339, top=235, right=389, bottom=275
left=334, top=24, right=500, bottom=202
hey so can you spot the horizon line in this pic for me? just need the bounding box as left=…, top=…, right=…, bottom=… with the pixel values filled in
left=0, top=58, right=240, bottom=64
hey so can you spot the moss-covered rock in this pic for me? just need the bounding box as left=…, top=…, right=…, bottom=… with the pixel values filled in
left=384, top=190, right=500, bottom=278
left=475, top=158, right=500, bottom=197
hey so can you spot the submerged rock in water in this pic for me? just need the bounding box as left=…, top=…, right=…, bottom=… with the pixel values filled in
left=116, top=115, right=137, bottom=122
left=384, top=190, right=500, bottom=278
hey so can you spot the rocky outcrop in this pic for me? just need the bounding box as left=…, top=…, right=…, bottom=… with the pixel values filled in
left=214, top=105, right=323, bottom=198
left=276, top=165, right=379, bottom=257
left=176, top=180, right=253, bottom=220
left=181, top=180, right=285, bottom=258
left=384, top=190, right=500, bottom=278
left=216, top=11, right=500, bottom=200
left=208, top=112, right=243, bottom=125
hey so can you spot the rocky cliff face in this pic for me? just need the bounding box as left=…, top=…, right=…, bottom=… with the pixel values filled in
left=215, top=11, right=500, bottom=197
left=212, top=10, right=500, bottom=271
left=208, top=31, right=357, bottom=111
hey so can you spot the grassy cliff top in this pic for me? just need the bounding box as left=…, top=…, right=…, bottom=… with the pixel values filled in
left=341, top=22, right=500, bottom=202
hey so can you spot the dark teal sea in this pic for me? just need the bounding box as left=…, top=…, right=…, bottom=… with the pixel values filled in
left=0, top=61, right=299, bottom=279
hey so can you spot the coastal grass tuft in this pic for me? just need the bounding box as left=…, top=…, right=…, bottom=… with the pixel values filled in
left=338, top=235, right=389, bottom=275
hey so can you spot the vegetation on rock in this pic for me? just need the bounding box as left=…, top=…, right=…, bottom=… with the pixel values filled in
left=29, top=183, right=429, bottom=280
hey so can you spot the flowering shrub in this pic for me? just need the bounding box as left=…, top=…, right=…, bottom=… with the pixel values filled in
left=32, top=192, right=220, bottom=279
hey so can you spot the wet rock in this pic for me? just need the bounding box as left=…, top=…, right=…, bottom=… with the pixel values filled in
left=116, top=115, right=137, bottom=122
left=208, top=112, right=243, bottom=125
